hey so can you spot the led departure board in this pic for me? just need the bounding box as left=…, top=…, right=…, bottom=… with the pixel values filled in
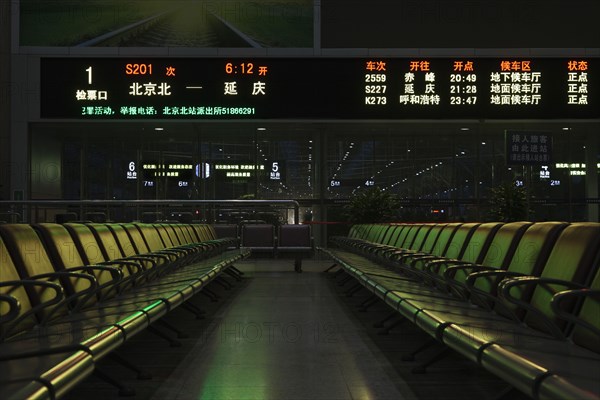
left=41, top=58, right=599, bottom=119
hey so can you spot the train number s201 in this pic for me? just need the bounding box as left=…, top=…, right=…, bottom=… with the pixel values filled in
left=125, top=63, right=153, bottom=75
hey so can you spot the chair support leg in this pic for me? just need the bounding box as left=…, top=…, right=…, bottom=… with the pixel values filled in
left=94, top=368, right=136, bottom=397
left=202, top=288, right=219, bottom=302
left=338, top=274, right=353, bottom=286
left=109, top=353, right=152, bottom=380
left=402, top=337, right=437, bottom=361
left=322, top=263, right=338, bottom=273
left=412, top=347, right=450, bottom=374
left=230, top=266, right=244, bottom=276
left=330, top=268, right=346, bottom=280
left=147, top=326, right=182, bottom=347
left=182, top=302, right=206, bottom=319
left=345, top=283, right=363, bottom=297
left=214, top=277, right=232, bottom=290
left=358, top=296, right=379, bottom=312
left=494, top=385, right=520, bottom=400
left=377, top=317, right=406, bottom=335
left=225, top=269, right=242, bottom=281
left=373, top=311, right=398, bottom=328
left=158, top=319, right=189, bottom=339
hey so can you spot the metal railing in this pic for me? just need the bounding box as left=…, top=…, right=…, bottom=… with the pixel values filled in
left=0, top=200, right=301, bottom=225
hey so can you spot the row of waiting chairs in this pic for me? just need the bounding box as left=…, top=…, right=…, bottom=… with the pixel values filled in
left=0, top=222, right=248, bottom=399
left=213, top=223, right=313, bottom=251
left=320, top=221, right=600, bottom=400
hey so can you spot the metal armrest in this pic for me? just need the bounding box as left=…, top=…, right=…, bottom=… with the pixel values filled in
left=387, top=248, right=415, bottom=258
left=27, top=271, right=98, bottom=316
left=145, top=251, right=172, bottom=263
left=0, top=294, right=21, bottom=324
left=148, top=251, right=186, bottom=274
left=387, top=257, right=432, bottom=282
left=551, top=289, right=600, bottom=337
left=123, top=255, right=158, bottom=270
left=463, top=270, right=527, bottom=313
left=499, top=277, right=588, bottom=339
left=391, top=250, right=428, bottom=264
left=156, top=248, right=188, bottom=258
left=99, top=259, right=146, bottom=288
left=119, top=255, right=160, bottom=281
left=65, top=265, right=123, bottom=299
left=408, top=254, right=447, bottom=267
left=423, top=258, right=462, bottom=275
left=0, top=280, right=64, bottom=340
left=444, top=263, right=492, bottom=281
left=100, top=259, right=144, bottom=274
left=438, top=263, right=490, bottom=299
left=418, top=259, right=468, bottom=293
left=464, top=269, right=523, bottom=289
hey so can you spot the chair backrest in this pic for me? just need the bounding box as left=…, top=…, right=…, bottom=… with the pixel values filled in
left=380, top=225, right=400, bottom=246
left=440, top=223, right=481, bottom=259
left=170, top=212, right=193, bottom=223
left=570, top=269, right=600, bottom=353
left=181, top=224, right=201, bottom=243
left=105, top=224, right=139, bottom=257
left=479, top=222, right=532, bottom=269
left=173, top=225, right=194, bottom=244
left=418, top=224, right=447, bottom=254
left=390, top=224, right=413, bottom=249
left=278, top=225, right=311, bottom=249
left=0, top=224, right=58, bottom=278
left=522, top=223, right=600, bottom=334
left=55, top=212, right=78, bottom=224
left=213, top=224, right=239, bottom=243
left=0, top=235, right=38, bottom=338
left=471, top=222, right=568, bottom=299
left=371, top=224, right=391, bottom=244
left=120, top=224, right=152, bottom=254
left=427, top=223, right=462, bottom=257
left=353, top=224, right=374, bottom=240
left=85, top=224, right=127, bottom=260
left=213, top=224, right=238, bottom=239
left=407, top=224, right=435, bottom=252
left=153, top=224, right=176, bottom=248
left=193, top=224, right=216, bottom=241
left=448, top=222, right=530, bottom=290
left=384, top=225, right=406, bottom=247
left=36, top=223, right=118, bottom=293
left=346, top=225, right=362, bottom=239
left=504, top=222, right=568, bottom=276
left=162, top=224, right=185, bottom=246
left=457, top=222, right=503, bottom=264
left=187, top=224, right=203, bottom=242
left=141, top=212, right=162, bottom=223
left=64, top=223, right=110, bottom=264
left=398, top=225, right=421, bottom=250
left=85, top=212, right=107, bottom=223
left=135, top=224, right=167, bottom=252
left=241, top=224, right=275, bottom=248
left=0, top=224, right=88, bottom=321
left=35, top=223, right=88, bottom=270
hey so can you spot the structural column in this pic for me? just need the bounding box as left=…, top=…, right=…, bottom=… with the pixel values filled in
left=0, top=0, right=10, bottom=200
left=585, top=130, right=599, bottom=222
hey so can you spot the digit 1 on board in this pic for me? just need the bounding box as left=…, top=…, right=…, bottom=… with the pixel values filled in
left=86, top=66, right=92, bottom=84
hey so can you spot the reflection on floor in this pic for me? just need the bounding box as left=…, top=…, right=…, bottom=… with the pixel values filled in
left=64, top=258, right=528, bottom=400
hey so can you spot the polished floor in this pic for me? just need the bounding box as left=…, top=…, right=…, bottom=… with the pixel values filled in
left=64, top=257, right=523, bottom=400
left=149, top=258, right=414, bottom=400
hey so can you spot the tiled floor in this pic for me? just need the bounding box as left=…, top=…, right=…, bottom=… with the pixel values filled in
left=64, top=257, right=525, bottom=400
left=150, top=259, right=415, bottom=400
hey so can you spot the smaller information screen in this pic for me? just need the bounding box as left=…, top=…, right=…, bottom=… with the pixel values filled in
left=40, top=58, right=599, bottom=120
